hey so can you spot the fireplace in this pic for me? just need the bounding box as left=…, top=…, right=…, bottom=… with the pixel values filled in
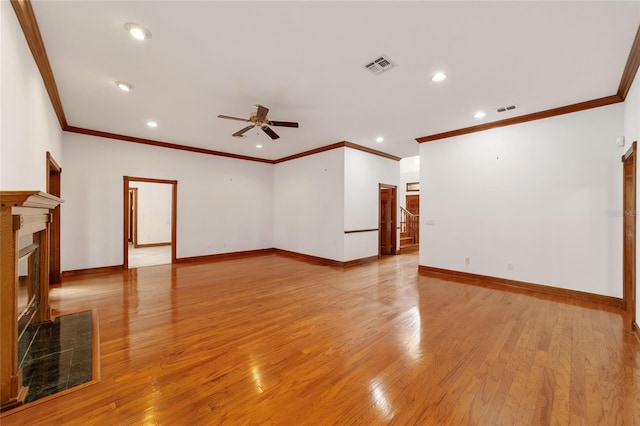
left=1, top=191, right=62, bottom=411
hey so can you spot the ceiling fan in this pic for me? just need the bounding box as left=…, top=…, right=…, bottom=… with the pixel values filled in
left=217, top=104, right=299, bottom=140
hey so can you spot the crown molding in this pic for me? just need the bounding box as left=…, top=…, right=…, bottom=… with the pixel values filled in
left=343, top=142, right=401, bottom=161
left=10, top=0, right=67, bottom=129
left=416, top=24, right=640, bottom=144
left=273, top=141, right=400, bottom=164
left=65, top=127, right=274, bottom=164
left=416, top=95, right=622, bottom=143
left=618, top=25, right=640, bottom=100
left=65, top=127, right=400, bottom=165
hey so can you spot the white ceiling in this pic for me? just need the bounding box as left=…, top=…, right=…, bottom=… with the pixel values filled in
left=30, top=1, right=640, bottom=161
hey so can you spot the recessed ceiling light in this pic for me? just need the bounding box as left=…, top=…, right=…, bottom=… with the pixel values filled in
left=256, top=144, right=263, bottom=149
left=376, top=136, right=384, bottom=143
left=115, top=81, right=132, bottom=92
left=474, top=111, right=486, bottom=119
left=431, top=72, right=447, bottom=82
left=125, top=23, right=152, bottom=41
left=146, top=121, right=158, bottom=128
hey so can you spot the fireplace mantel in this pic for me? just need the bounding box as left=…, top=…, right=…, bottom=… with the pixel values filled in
left=0, top=191, right=62, bottom=411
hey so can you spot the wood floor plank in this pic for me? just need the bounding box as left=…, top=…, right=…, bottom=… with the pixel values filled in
left=1, top=253, right=639, bottom=424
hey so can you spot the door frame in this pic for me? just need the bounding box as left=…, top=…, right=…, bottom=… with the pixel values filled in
left=123, top=176, right=177, bottom=269
left=46, top=152, right=62, bottom=285
left=128, top=187, right=139, bottom=246
left=622, top=141, right=637, bottom=333
left=378, top=184, right=397, bottom=256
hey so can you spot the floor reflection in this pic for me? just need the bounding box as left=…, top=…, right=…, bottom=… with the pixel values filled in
left=370, top=377, right=395, bottom=421
left=400, top=306, right=422, bottom=362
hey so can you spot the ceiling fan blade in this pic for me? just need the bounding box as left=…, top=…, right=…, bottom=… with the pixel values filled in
left=269, top=121, right=299, bottom=128
left=233, top=125, right=255, bottom=137
left=218, top=114, right=251, bottom=122
left=261, top=125, right=280, bottom=140
left=255, top=105, right=269, bottom=121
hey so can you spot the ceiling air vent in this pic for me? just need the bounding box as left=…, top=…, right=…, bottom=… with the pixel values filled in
left=496, top=105, right=517, bottom=113
left=364, top=55, right=396, bottom=75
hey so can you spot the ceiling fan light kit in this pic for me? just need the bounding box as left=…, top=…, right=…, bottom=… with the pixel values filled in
left=217, top=104, right=298, bottom=140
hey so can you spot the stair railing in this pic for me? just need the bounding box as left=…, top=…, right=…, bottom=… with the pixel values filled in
left=400, top=206, right=420, bottom=245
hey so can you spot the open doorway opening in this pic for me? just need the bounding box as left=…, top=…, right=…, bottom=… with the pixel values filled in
left=399, top=194, right=420, bottom=252
left=400, top=156, right=420, bottom=254
left=124, top=177, right=177, bottom=269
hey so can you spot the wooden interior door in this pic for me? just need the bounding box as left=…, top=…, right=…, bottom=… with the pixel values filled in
left=622, top=141, right=637, bottom=332
left=379, top=185, right=397, bottom=256
left=406, top=195, right=419, bottom=215
left=46, top=152, right=61, bottom=285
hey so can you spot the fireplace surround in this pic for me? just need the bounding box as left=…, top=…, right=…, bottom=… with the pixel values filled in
left=0, top=191, right=62, bottom=411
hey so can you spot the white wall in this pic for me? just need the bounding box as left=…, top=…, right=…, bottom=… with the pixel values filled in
left=274, top=148, right=344, bottom=261
left=1, top=1, right=62, bottom=189
left=61, top=132, right=273, bottom=271
left=133, top=181, right=172, bottom=245
left=420, top=103, right=624, bottom=297
left=344, top=148, right=400, bottom=261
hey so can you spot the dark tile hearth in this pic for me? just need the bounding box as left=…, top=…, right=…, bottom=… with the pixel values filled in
left=20, top=310, right=94, bottom=403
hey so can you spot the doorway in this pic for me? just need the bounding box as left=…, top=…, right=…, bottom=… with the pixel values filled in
left=379, top=184, right=397, bottom=256
left=124, top=177, right=177, bottom=269
left=46, top=152, right=61, bottom=285
left=622, top=141, right=637, bottom=333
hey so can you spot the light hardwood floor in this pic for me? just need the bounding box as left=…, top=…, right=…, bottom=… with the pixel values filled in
left=2, top=252, right=639, bottom=424
left=128, top=243, right=172, bottom=268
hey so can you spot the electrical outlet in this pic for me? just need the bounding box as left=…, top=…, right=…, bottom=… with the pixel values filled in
left=507, top=263, right=513, bottom=271
left=465, top=257, right=470, bottom=265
